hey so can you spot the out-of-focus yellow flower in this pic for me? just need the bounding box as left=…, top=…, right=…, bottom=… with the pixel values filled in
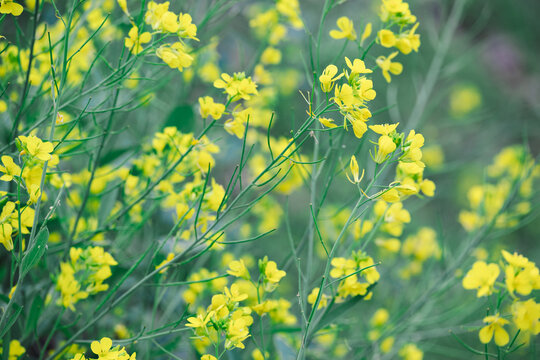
left=261, top=47, right=282, bottom=65
left=399, top=343, right=423, bottom=360
left=378, top=29, right=396, bottom=47
left=330, top=17, right=357, bottom=41
left=450, top=84, right=482, bottom=117
left=199, top=97, right=225, bottom=120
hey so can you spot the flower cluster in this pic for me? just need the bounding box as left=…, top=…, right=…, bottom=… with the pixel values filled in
left=317, top=250, right=380, bottom=303
left=459, top=146, right=539, bottom=232
left=319, top=57, right=375, bottom=139
left=399, top=227, right=441, bottom=278
left=462, top=249, right=540, bottom=346
left=186, top=284, right=254, bottom=351
left=55, top=246, right=118, bottom=310
left=69, top=337, right=135, bottom=360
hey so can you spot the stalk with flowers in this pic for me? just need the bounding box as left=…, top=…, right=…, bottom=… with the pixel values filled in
left=0, top=0, right=539, bottom=359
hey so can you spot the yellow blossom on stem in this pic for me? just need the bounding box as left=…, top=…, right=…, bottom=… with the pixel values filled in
left=346, top=155, right=364, bottom=184
left=330, top=16, right=357, bottom=41
left=378, top=29, right=397, bottom=48
left=396, top=23, right=420, bottom=54
left=0, top=202, right=15, bottom=251
left=178, top=13, right=198, bottom=40
left=17, top=135, right=54, bottom=161
left=376, top=52, right=403, bottom=83
left=319, top=64, right=343, bottom=93
left=462, top=261, right=500, bottom=297
left=0, top=156, right=21, bottom=182
left=264, top=260, right=286, bottom=284
left=199, top=96, right=226, bottom=120
left=124, top=26, right=151, bottom=55
left=479, top=314, right=510, bottom=346
left=318, top=117, right=338, bottom=128
left=0, top=1, right=23, bottom=16
left=307, top=287, right=329, bottom=309
left=227, top=259, right=250, bottom=280
left=156, top=42, right=194, bottom=72
left=214, top=72, right=258, bottom=101
left=511, top=299, right=540, bottom=334
left=345, top=57, right=372, bottom=76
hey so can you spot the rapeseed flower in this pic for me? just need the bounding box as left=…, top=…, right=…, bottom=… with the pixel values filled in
left=376, top=52, right=403, bottom=83
left=0, top=1, right=23, bottom=16
left=330, top=17, right=357, bottom=41
left=479, top=314, right=510, bottom=346
left=462, top=261, right=500, bottom=297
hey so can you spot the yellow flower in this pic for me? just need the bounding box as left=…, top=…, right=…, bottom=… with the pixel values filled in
left=462, top=261, right=499, bottom=297
left=201, top=355, right=217, bottom=360
left=227, top=260, right=250, bottom=280
left=307, top=287, right=329, bottom=309
left=90, top=337, right=113, bottom=357
left=371, top=308, right=389, bottom=327
left=346, top=155, right=364, bottom=184
left=319, top=64, right=343, bottom=93
left=345, top=57, right=372, bottom=76
left=124, top=26, right=151, bottom=55
left=511, top=299, right=540, bottom=335
left=501, top=249, right=529, bottom=268
left=450, top=84, right=481, bottom=117
left=144, top=1, right=169, bottom=30
left=251, top=349, right=269, bottom=360
left=376, top=52, right=403, bottom=83
left=214, top=72, right=258, bottom=101
left=399, top=343, right=423, bottom=360
left=156, top=42, right=194, bottom=72
left=1, top=339, right=25, bottom=360
left=479, top=314, right=510, bottom=346
left=378, top=29, right=396, bottom=47
left=186, top=311, right=213, bottom=329
left=0, top=1, right=23, bottom=16
left=17, top=135, right=54, bottom=161
left=504, top=262, right=540, bottom=296
left=380, top=336, right=394, bottom=353
left=0, top=156, right=21, bottom=181
left=160, top=11, right=180, bottom=33
left=198, top=96, right=225, bottom=120
left=264, top=260, right=286, bottom=284
left=261, top=47, right=282, bottom=65
left=318, top=117, right=338, bottom=128
left=178, top=13, right=198, bottom=40
left=396, top=23, right=421, bottom=54
left=330, top=16, right=357, bottom=41
left=0, top=202, right=15, bottom=251
left=155, top=252, right=175, bottom=273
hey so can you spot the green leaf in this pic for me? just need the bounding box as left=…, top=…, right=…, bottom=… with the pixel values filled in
left=0, top=304, right=22, bottom=338
left=24, top=295, right=44, bottom=337
left=21, top=227, right=49, bottom=276
left=163, top=104, right=195, bottom=133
